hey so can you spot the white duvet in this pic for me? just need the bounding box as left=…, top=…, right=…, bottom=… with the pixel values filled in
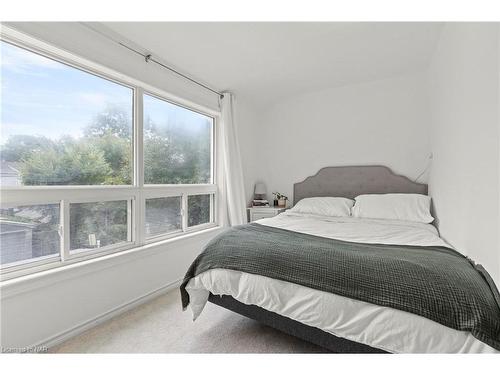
left=185, top=212, right=499, bottom=353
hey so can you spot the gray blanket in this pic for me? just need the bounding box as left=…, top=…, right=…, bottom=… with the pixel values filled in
left=181, top=223, right=500, bottom=351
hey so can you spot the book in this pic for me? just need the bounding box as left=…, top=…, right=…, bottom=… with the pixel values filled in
left=252, top=199, right=269, bottom=207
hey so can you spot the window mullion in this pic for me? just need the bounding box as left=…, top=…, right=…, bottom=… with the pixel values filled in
left=210, top=194, right=215, bottom=224
left=135, top=87, right=144, bottom=188
left=127, top=199, right=133, bottom=243
left=181, top=193, right=188, bottom=232
left=134, top=87, right=145, bottom=246
left=61, top=199, right=70, bottom=262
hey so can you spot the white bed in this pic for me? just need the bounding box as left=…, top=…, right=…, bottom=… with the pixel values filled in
left=186, top=212, right=499, bottom=353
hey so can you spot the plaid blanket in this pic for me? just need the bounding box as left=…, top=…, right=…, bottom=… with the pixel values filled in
left=181, top=223, right=500, bottom=351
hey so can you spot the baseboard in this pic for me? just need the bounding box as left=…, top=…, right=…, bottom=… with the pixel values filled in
left=35, top=279, right=182, bottom=349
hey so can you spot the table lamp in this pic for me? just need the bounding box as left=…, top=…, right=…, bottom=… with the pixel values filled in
left=254, top=182, right=267, bottom=200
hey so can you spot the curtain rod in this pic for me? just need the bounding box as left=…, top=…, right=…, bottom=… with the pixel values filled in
left=81, top=23, right=224, bottom=99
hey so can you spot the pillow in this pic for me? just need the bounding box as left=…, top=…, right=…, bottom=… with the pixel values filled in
left=352, top=193, right=434, bottom=223
left=289, top=197, right=354, bottom=217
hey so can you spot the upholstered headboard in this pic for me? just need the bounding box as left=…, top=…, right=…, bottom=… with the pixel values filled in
left=293, top=166, right=427, bottom=205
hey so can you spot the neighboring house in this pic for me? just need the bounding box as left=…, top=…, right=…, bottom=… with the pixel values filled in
left=0, top=207, right=59, bottom=266
left=0, top=161, right=22, bottom=186
left=0, top=221, right=35, bottom=265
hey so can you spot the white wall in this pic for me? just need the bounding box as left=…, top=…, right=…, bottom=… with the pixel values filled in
left=240, top=73, right=432, bottom=204
left=427, top=23, right=500, bottom=284
left=0, top=23, right=223, bottom=348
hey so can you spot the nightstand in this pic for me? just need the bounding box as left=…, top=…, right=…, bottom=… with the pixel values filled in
left=247, top=206, right=287, bottom=222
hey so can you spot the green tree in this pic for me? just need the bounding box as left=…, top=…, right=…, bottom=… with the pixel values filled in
left=84, top=104, right=132, bottom=139
left=70, top=201, right=128, bottom=249
left=1, top=134, right=55, bottom=162
left=20, top=140, right=112, bottom=185
left=1, top=104, right=132, bottom=186
left=85, top=104, right=132, bottom=185
left=143, top=115, right=211, bottom=184
left=1, top=105, right=210, bottom=186
left=89, top=135, right=131, bottom=185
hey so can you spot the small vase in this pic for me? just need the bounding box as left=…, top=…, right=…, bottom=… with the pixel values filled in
left=278, top=199, right=286, bottom=208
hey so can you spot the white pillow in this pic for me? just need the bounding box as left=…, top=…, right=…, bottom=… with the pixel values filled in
left=352, top=193, right=434, bottom=223
left=290, top=197, right=354, bottom=217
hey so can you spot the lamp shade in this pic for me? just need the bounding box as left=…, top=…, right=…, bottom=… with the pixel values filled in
left=254, top=182, right=267, bottom=195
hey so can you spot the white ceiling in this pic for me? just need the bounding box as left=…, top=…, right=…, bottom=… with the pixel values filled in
left=101, top=22, right=442, bottom=109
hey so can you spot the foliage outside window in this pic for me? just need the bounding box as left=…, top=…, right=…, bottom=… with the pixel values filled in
left=143, top=94, right=212, bottom=185
left=145, top=197, right=182, bottom=239
left=69, top=201, right=129, bottom=252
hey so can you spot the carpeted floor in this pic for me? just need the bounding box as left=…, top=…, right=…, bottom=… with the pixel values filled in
left=50, top=289, right=328, bottom=353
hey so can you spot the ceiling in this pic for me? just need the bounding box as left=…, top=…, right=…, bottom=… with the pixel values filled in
left=100, top=22, right=443, bottom=109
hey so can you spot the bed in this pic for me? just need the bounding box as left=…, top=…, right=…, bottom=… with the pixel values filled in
left=181, top=166, right=500, bottom=353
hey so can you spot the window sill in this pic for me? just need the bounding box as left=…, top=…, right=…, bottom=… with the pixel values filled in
left=0, top=224, right=223, bottom=299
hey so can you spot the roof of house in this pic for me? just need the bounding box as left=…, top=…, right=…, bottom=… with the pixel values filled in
left=0, top=161, right=21, bottom=176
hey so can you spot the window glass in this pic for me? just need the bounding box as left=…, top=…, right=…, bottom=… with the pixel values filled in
left=70, top=200, right=129, bottom=252
left=0, top=41, right=133, bottom=186
left=0, top=203, right=60, bottom=266
left=188, top=194, right=211, bottom=227
left=145, top=196, right=182, bottom=238
left=143, top=94, right=213, bottom=184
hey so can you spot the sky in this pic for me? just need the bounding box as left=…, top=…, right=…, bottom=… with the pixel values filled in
left=0, top=40, right=212, bottom=145
left=143, top=93, right=212, bottom=135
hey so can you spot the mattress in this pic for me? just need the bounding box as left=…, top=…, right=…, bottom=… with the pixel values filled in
left=185, top=212, right=499, bottom=353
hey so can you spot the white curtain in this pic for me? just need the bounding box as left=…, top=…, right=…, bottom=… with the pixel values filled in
left=218, top=92, right=247, bottom=226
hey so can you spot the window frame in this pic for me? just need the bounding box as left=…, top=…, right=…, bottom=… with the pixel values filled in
left=0, top=27, right=220, bottom=281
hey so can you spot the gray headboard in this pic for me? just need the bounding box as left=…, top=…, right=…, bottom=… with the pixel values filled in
left=293, top=166, right=427, bottom=205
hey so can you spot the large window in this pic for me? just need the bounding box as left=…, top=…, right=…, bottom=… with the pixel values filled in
left=0, top=37, right=217, bottom=280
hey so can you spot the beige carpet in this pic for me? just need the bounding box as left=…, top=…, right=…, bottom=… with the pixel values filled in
left=50, top=289, right=328, bottom=353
